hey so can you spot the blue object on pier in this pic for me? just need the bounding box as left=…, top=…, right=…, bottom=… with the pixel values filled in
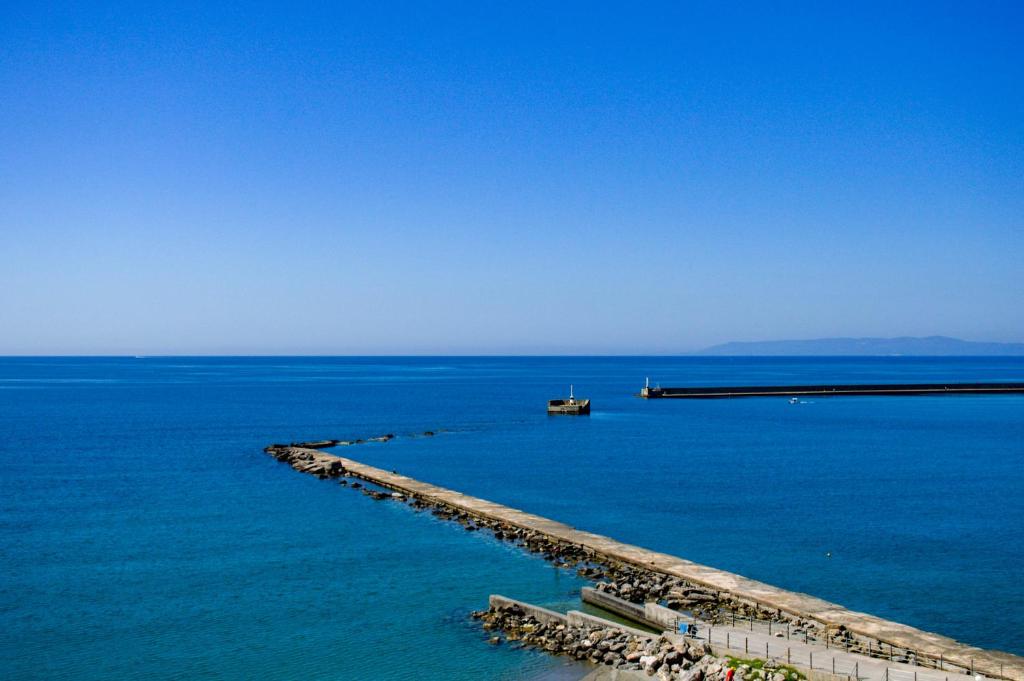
left=679, top=622, right=689, bottom=634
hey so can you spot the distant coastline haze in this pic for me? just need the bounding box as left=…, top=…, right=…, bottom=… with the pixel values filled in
left=697, top=336, right=1024, bottom=356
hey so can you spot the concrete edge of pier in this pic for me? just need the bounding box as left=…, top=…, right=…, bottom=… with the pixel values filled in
left=285, top=448, right=1024, bottom=681
left=489, top=594, right=657, bottom=640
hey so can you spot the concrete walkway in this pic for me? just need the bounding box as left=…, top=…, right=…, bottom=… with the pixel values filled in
left=676, top=616, right=983, bottom=681
left=577, top=589, right=977, bottom=681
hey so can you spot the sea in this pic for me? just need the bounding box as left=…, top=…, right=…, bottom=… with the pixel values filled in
left=1, top=356, right=1022, bottom=680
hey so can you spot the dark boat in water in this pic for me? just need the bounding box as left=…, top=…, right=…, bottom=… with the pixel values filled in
left=547, top=385, right=590, bottom=414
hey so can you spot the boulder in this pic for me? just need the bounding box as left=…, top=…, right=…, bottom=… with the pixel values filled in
left=639, top=654, right=660, bottom=672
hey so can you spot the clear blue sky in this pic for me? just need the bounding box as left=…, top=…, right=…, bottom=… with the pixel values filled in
left=1, top=2, right=1021, bottom=354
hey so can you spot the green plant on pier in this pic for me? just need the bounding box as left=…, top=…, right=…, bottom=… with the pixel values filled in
left=726, top=656, right=806, bottom=681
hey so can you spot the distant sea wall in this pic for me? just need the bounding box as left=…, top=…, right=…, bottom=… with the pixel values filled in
left=263, top=444, right=1024, bottom=681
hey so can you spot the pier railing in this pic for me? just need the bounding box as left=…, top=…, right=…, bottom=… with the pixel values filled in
left=675, top=611, right=1009, bottom=681
left=679, top=620, right=995, bottom=681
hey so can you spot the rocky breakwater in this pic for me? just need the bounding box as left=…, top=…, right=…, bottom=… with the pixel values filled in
left=474, top=601, right=725, bottom=680
left=264, top=445, right=346, bottom=479
left=402, top=500, right=729, bottom=612
left=405, top=502, right=826, bottom=641
left=403, top=502, right=838, bottom=648
left=262, top=445, right=1021, bottom=680
left=264, top=445, right=828, bottom=646
left=453, top=517, right=828, bottom=643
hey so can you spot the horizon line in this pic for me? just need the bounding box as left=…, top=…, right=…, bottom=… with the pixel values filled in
left=3, top=353, right=1024, bottom=359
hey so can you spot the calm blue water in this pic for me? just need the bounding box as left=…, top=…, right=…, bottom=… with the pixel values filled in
left=2, top=357, right=1022, bottom=680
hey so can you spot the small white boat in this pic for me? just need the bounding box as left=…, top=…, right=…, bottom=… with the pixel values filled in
left=789, top=397, right=800, bottom=404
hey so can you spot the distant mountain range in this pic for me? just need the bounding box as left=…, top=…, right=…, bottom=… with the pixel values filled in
left=696, top=336, right=1024, bottom=356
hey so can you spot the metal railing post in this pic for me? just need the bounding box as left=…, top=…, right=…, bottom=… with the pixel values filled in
left=727, top=632, right=731, bottom=648
left=745, top=637, right=748, bottom=654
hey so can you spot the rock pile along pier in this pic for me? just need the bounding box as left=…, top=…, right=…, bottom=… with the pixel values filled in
left=477, top=595, right=726, bottom=680
left=263, top=444, right=1024, bottom=681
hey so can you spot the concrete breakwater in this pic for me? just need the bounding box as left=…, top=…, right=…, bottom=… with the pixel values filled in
left=639, top=382, right=1024, bottom=399
left=263, top=444, right=1024, bottom=681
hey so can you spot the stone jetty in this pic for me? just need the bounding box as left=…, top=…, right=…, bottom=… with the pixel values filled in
left=262, top=444, right=1024, bottom=681
left=265, top=444, right=345, bottom=477
left=475, top=598, right=719, bottom=679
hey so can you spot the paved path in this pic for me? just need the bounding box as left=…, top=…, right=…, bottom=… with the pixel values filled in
left=673, top=617, right=984, bottom=681
left=308, top=450, right=1024, bottom=681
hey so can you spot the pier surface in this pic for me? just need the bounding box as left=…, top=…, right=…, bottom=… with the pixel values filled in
left=316, top=451, right=1023, bottom=680
left=640, top=382, right=1024, bottom=399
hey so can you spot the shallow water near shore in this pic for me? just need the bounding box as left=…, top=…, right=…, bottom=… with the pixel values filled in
left=1, top=357, right=1022, bottom=680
